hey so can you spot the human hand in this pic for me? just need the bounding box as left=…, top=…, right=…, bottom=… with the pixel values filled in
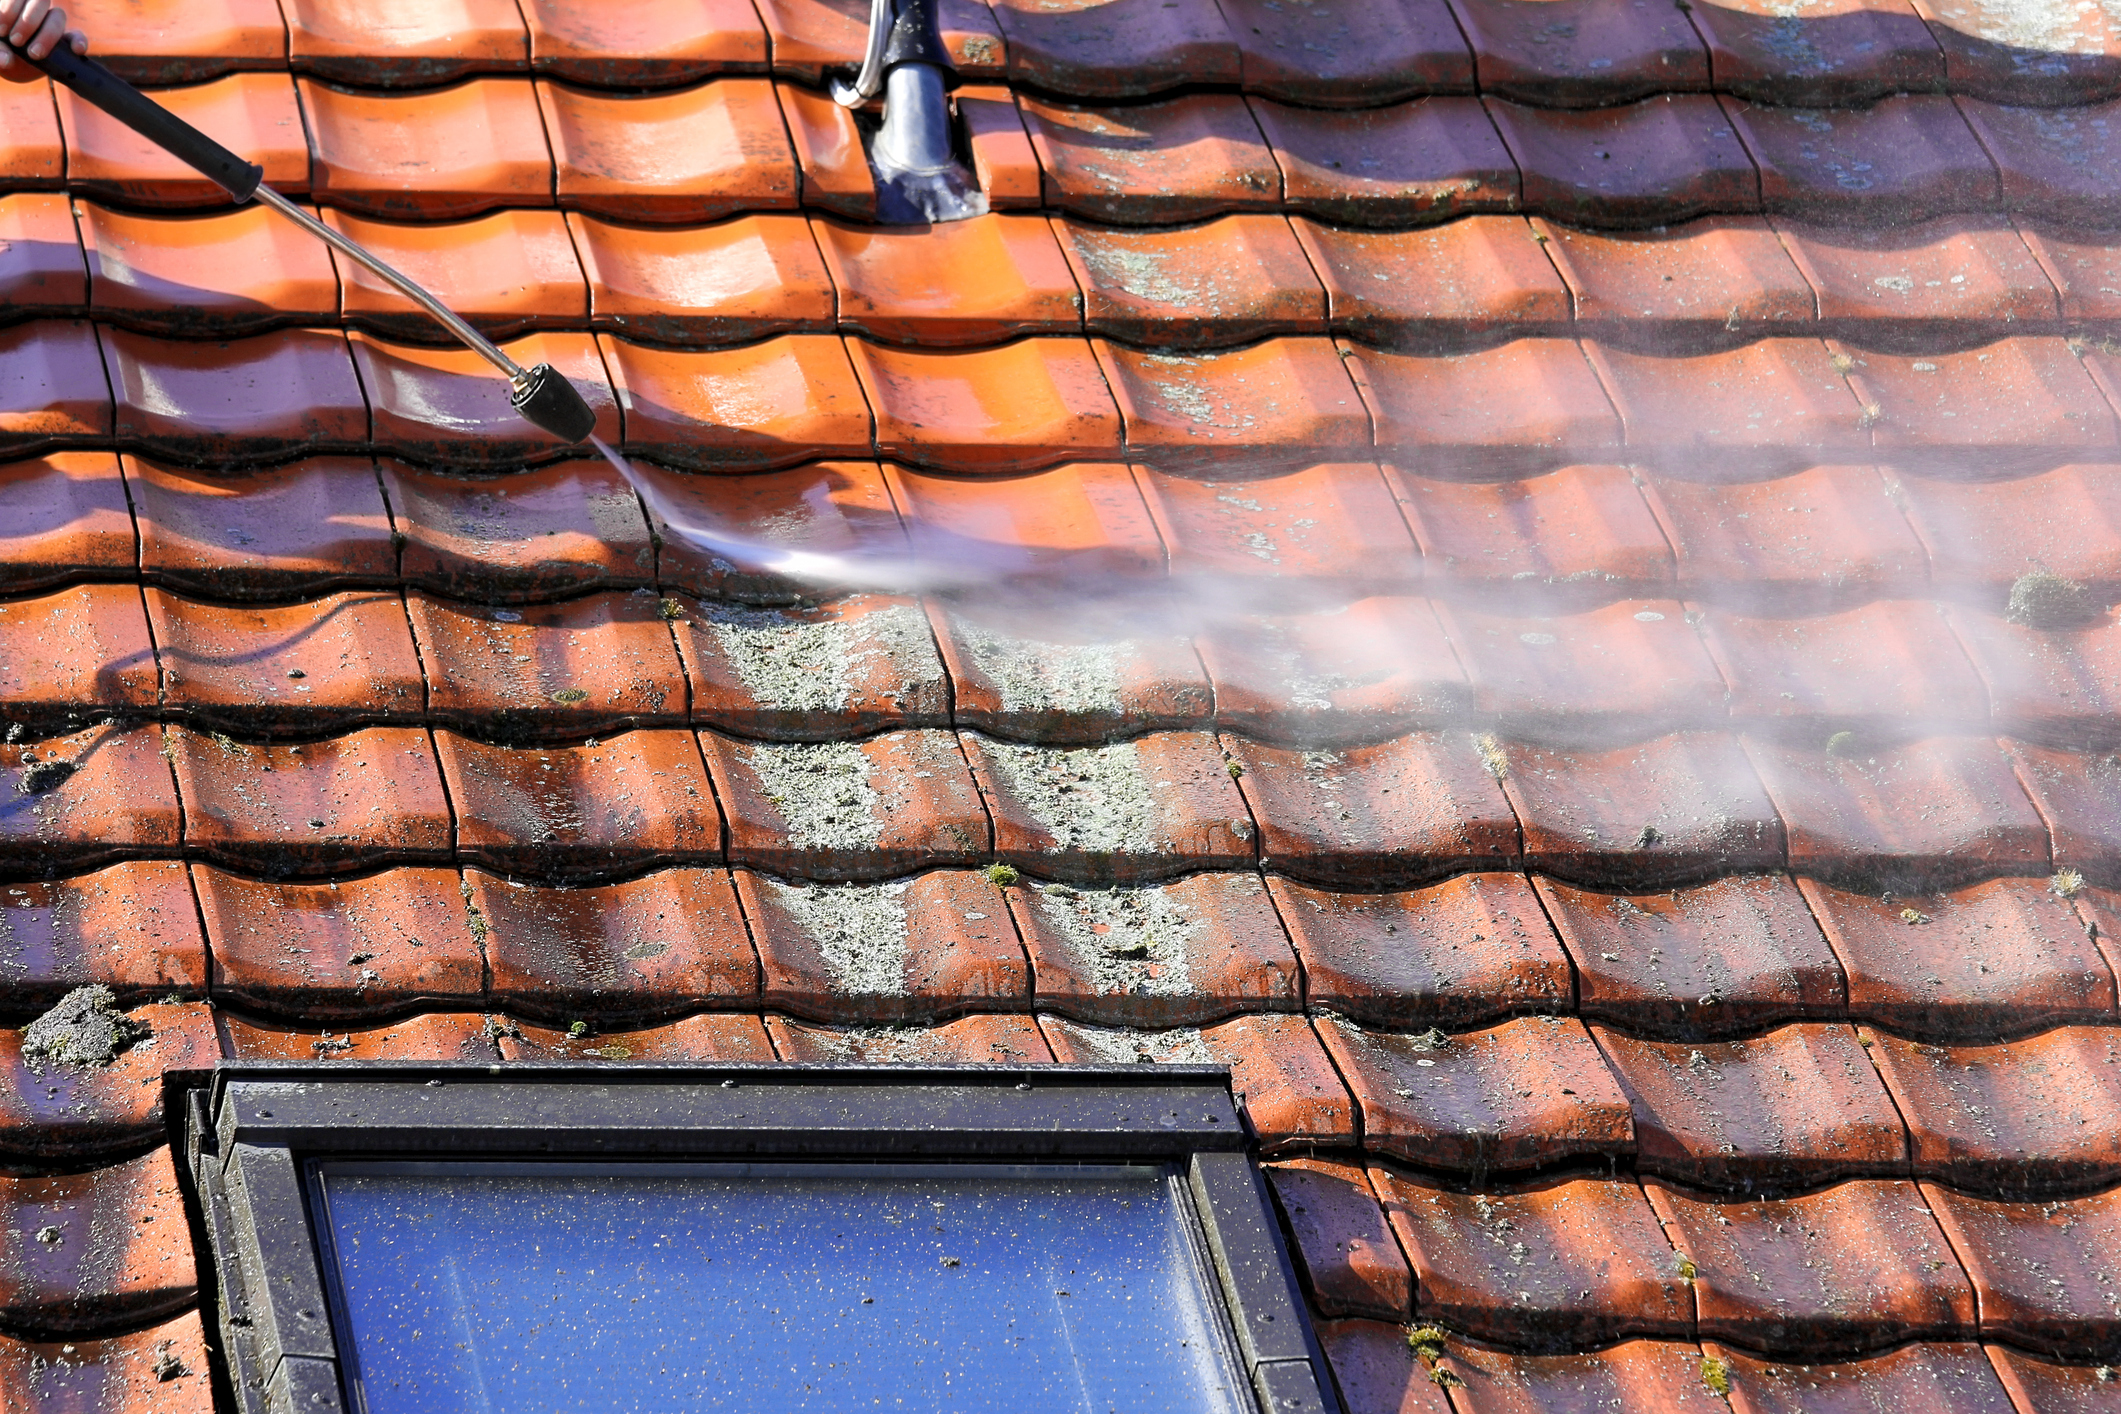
left=0, top=0, right=86, bottom=82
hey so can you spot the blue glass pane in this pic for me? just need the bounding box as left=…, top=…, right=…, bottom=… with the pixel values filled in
left=311, top=1162, right=1250, bottom=1414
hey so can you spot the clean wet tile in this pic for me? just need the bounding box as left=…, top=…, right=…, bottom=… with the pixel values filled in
left=325, top=208, right=588, bottom=339
left=101, top=327, right=366, bottom=463
left=0, top=727, right=180, bottom=872
left=0, top=586, right=158, bottom=725
left=0, top=862, right=205, bottom=1012
left=517, top=0, right=769, bottom=84
left=819, top=214, right=1080, bottom=346
left=1093, top=338, right=1370, bottom=472
left=80, top=201, right=337, bottom=335
left=1294, top=217, right=1571, bottom=343
left=537, top=79, right=797, bottom=222
left=301, top=77, right=554, bottom=219
left=129, top=456, right=395, bottom=600
left=352, top=330, right=618, bottom=467
left=0, top=454, right=136, bottom=595
left=283, top=0, right=529, bottom=84
left=58, top=74, right=307, bottom=206
left=603, top=334, right=872, bottom=470
left=1260, top=1158, right=1410, bottom=1318
left=851, top=339, right=1120, bottom=472
left=1533, top=215, right=1815, bottom=330
left=570, top=212, right=833, bottom=344
left=0, top=323, right=118, bottom=452
left=146, top=589, right=425, bottom=731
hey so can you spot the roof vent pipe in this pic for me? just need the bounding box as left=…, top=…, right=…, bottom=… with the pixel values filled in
left=834, top=0, right=988, bottom=225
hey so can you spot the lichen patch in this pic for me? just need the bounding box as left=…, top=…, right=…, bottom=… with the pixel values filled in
left=744, top=741, right=883, bottom=850
left=766, top=878, right=911, bottom=997
left=980, top=739, right=1163, bottom=854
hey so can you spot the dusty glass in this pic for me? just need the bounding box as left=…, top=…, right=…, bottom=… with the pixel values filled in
left=309, top=1160, right=1250, bottom=1414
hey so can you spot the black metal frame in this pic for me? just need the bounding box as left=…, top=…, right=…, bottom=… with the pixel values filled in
left=179, top=1062, right=1341, bottom=1414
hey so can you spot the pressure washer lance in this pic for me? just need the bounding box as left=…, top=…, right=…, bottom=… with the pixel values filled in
left=7, top=38, right=600, bottom=444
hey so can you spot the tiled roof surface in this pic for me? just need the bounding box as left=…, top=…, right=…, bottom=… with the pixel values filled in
left=8, top=0, right=2121, bottom=1408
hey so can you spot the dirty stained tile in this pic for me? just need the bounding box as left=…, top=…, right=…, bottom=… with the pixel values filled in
left=498, top=1012, right=776, bottom=1063
left=473, top=866, right=758, bottom=1024
left=0, top=1144, right=194, bottom=1336
left=1019, top=95, right=1282, bottom=225
left=0, top=584, right=156, bottom=727
left=1957, top=97, right=2121, bottom=226
left=702, top=730, right=990, bottom=881
left=1137, top=462, right=1417, bottom=590
left=1249, top=97, right=1524, bottom=227
left=963, top=730, right=1257, bottom=883
left=1689, top=0, right=1944, bottom=104
left=1220, top=0, right=1474, bottom=104
left=1926, top=1183, right=2121, bottom=1360
left=1007, top=872, right=1298, bottom=1027
left=1226, top=732, right=1520, bottom=887
left=438, top=729, right=722, bottom=878
left=1647, top=1178, right=1974, bottom=1354
left=1743, top=734, right=2051, bottom=891
left=1259, top=1157, right=1409, bottom=1319
left=1532, top=215, right=1815, bottom=329
left=0, top=1310, right=218, bottom=1410
left=1702, top=1339, right=2019, bottom=1411
left=1449, top=0, right=1710, bottom=104
left=0, top=727, right=181, bottom=873
left=1044, top=1013, right=1354, bottom=1150
left=1312, top=1319, right=1458, bottom=1414
left=1426, top=1338, right=1726, bottom=1412
left=218, top=1011, right=502, bottom=1062
left=1593, top=1022, right=1910, bottom=1185
left=1388, top=462, right=1672, bottom=598
left=1727, top=96, right=2001, bottom=221
left=1054, top=215, right=1320, bottom=348
left=1487, top=95, right=1760, bottom=226
left=926, top=598, right=1213, bottom=744
left=405, top=591, right=689, bottom=735
left=0, top=1002, right=214, bottom=1159
left=739, top=868, right=1028, bottom=1024
left=1862, top=1024, right=2121, bottom=1188
left=1774, top=215, right=2057, bottom=326
left=1701, top=599, right=1989, bottom=729
left=1845, top=339, right=2121, bottom=457
left=1641, top=464, right=1929, bottom=607
left=988, top=0, right=1238, bottom=96
left=751, top=0, right=1006, bottom=84
left=765, top=1012, right=1054, bottom=1064
left=1093, top=337, right=1371, bottom=473
left=641, top=461, right=905, bottom=605
left=675, top=593, right=951, bottom=739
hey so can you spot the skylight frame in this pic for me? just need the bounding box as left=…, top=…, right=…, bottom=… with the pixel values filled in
left=179, top=1062, right=1340, bottom=1414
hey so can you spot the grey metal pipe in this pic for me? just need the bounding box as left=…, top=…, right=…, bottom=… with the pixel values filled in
left=250, top=185, right=525, bottom=384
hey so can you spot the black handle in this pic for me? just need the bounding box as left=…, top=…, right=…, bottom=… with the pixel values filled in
left=16, top=37, right=263, bottom=200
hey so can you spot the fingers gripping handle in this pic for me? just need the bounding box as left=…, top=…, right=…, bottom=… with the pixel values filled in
left=13, top=38, right=263, bottom=200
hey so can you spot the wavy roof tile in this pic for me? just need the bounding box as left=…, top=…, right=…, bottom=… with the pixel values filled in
left=4, top=0, right=2121, bottom=1407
